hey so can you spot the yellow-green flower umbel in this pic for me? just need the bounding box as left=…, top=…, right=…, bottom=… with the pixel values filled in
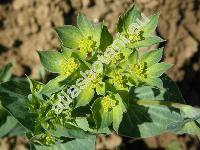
left=117, top=6, right=164, bottom=48
left=126, top=48, right=172, bottom=87
left=38, top=50, right=79, bottom=77
left=55, top=13, right=103, bottom=60
left=92, top=93, right=125, bottom=130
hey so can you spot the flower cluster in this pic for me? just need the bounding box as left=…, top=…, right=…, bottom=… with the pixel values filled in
left=27, top=6, right=172, bottom=146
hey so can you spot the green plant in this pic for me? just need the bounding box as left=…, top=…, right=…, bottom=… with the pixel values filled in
left=0, top=63, right=17, bottom=137
left=0, top=63, right=28, bottom=138
left=1, top=5, right=200, bottom=150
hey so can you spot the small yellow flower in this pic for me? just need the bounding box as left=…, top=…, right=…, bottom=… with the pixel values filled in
left=101, top=95, right=117, bottom=112
left=79, top=36, right=96, bottom=57
left=125, top=30, right=145, bottom=43
left=91, top=73, right=101, bottom=84
left=60, top=58, right=78, bottom=76
left=86, top=73, right=103, bottom=88
left=131, top=63, right=147, bottom=80
left=109, top=73, right=123, bottom=88
left=111, top=53, right=125, bottom=64
left=108, top=69, right=127, bottom=89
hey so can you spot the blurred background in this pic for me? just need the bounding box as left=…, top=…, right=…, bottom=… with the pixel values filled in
left=0, top=0, right=200, bottom=149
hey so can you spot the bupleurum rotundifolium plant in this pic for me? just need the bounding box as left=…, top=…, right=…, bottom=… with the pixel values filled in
left=1, top=5, right=200, bottom=150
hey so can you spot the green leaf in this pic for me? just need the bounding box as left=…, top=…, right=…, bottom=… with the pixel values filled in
left=55, top=25, right=83, bottom=48
left=183, top=121, right=200, bottom=139
left=141, top=13, right=160, bottom=36
left=121, top=47, right=133, bottom=59
left=140, top=48, right=163, bottom=67
left=112, top=105, right=123, bottom=133
left=130, top=74, right=185, bottom=104
left=0, top=106, right=18, bottom=137
left=75, top=117, right=111, bottom=135
left=0, top=104, right=7, bottom=122
left=75, top=117, right=91, bottom=131
left=99, top=25, right=113, bottom=51
left=38, top=51, right=64, bottom=73
left=76, top=86, right=95, bottom=108
left=96, top=82, right=105, bottom=95
left=0, top=81, right=36, bottom=131
left=40, top=75, right=67, bottom=95
left=8, top=123, right=26, bottom=136
left=130, top=36, right=164, bottom=48
left=160, top=74, right=185, bottom=103
left=0, top=63, right=12, bottom=82
left=92, top=98, right=113, bottom=128
left=145, top=77, right=163, bottom=88
left=128, top=50, right=138, bottom=64
left=61, top=45, right=73, bottom=59
left=92, top=23, right=103, bottom=47
left=47, top=124, right=91, bottom=139
left=117, top=5, right=140, bottom=33
left=119, top=100, right=200, bottom=138
left=33, top=135, right=96, bottom=150
left=0, top=116, right=18, bottom=137
left=77, top=12, right=93, bottom=37
left=39, top=65, right=46, bottom=82
left=146, top=62, right=172, bottom=77
left=100, top=111, right=113, bottom=129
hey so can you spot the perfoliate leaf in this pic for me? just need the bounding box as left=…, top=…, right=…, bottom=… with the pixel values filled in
left=140, top=48, right=163, bottom=67
left=77, top=12, right=93, bottom=37
left=75, top=86, right=95, bottom=108
left=55, top=25, right=83, bottom=48
left=117, top=5, right=140, bottom=33
left=146, top=62, right=172, bottom=77
left=38, top=51, right=64, bottom=73
left=140, top=13, right=160, bottom=36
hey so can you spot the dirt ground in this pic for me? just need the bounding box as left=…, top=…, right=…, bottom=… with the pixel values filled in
left=0, top=0, right=200, bottom=149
